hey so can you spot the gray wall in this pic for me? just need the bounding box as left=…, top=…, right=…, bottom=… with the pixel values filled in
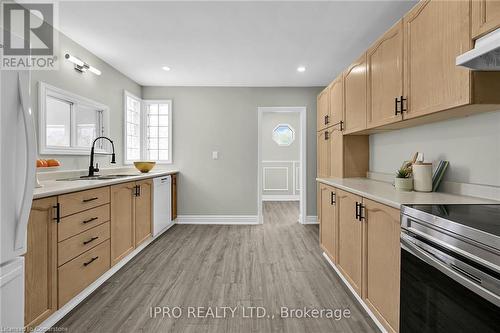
left=32, top=32, right=142, bottom=169
left=370, top=110, right=500, bottom=187
left=142, top=86, right=322, bottom=216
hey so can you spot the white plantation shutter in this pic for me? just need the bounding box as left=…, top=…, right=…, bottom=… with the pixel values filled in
left=125, top=93, right=141, bottom=161
left=145, top=101, right=172, bottom=163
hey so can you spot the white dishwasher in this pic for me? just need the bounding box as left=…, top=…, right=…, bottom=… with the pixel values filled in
left=153, top=176, right=173, bottom=237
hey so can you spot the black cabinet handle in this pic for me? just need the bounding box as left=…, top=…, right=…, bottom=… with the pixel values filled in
left=83, top=236, right=99, bottom=245
left=359, top=204, right=365, bottom=221
left=330, top=192, right=336, bottom=205
left=324, top=115, right=330, bottom=125
left=83, top=256, right=99, bottom=267
left=324, top=131, right=329, bottom=140
left=400, top=95, right=407, bottom=112
left=137, top=185, right=141, bottom=197
left=53, top=203, right=60, bottom=223
left=82, top=197, right=98, bottom=203
left=395, top=97, right=401, bottom=115
left=82, top=217, right=98, bottom=224
left=355, top=202, right=360, bottom=220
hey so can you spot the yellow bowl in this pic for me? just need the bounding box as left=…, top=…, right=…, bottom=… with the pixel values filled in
left=134, top=161, right=156, bottom=173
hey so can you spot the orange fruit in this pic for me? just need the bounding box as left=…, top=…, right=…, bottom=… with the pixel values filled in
left=46, top=159, right=60, bottom=167
left=36, top=159, right=48, bottom=168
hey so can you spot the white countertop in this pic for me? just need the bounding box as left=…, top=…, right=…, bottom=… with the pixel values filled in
left=34, top=170, right=179, bottom=199
left=316, top=177, right=499, bottom=209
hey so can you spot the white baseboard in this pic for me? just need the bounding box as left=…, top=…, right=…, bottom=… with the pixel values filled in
left=176, top=215, right=259, bottom=225
left=261, top=195, right=300, bottom=201
left=322, top=253, right=387, bottom=333
left=304, top=215, right=318, bottom=224
left=36, top=237, right=156, bottom=332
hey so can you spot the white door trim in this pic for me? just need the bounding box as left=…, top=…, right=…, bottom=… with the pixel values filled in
left=257, top=106, right=307, bottom=224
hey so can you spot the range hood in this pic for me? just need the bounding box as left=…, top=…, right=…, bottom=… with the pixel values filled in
left=456, top=28, right=500, bottom=70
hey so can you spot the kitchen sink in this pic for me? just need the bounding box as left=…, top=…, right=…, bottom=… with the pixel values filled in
left=57, top=174, right=135, bottom=181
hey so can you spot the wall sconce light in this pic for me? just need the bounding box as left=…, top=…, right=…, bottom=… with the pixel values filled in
left=65, top=53, right=102, bottom=76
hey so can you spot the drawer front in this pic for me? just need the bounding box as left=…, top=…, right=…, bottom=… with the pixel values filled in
left=59, top=187, right=110, bottom=217
left=58, top=204, right=110, bottom=241
left=58, top=240, right=110, bottom=307
left=58, top=222, right=110, bottom=266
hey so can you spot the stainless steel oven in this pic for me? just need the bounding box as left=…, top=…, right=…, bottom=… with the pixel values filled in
left=400, top=205, right=500, bottom=333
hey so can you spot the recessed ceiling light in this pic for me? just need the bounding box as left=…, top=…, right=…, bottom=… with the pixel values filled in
left=162, top=66, right=171, bottom=71
left=297, top=66, right=306, bottom=72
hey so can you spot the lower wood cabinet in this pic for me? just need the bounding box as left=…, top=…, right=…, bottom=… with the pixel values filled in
left=318, top=185, right=402, bottom=333
left=110, top=182, right=137, bottom=265
left=363, top=199, right=401, bottom=333
left=336, top=189, right=364, bottom=296
left=135, top=179, right=152, bottom=247
left=58, top=240, right=111, bottom=306
left=319, top=184, right=337, bottom=262
left=24, top=198, right=57, bottom=330
left=171, top=174, right=177, bottom=220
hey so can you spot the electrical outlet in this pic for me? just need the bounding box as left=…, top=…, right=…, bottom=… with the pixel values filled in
left=212, top=151, right=219, bottom=160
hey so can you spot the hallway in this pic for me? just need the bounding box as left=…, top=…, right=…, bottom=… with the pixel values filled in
left=56, top=202, right=378, bottom=332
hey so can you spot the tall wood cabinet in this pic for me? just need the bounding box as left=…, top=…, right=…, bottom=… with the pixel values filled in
left=343, top=53, right=367, bottom=134
left=472, top=0, right=500, bottom=39
left=367, top=20, right=404, bottom=129
left=363, top=199, right=401, bottom=333
left=336, top=189, right=363, bottom=296
left=111, top=182, right=136, bottom=265
left=24, top=198, right=57, bottom=330
left=319, top=184, right=337, bottom=262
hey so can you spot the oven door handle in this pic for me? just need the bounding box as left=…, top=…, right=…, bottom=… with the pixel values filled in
left=401, top=234, right=500, bottom=307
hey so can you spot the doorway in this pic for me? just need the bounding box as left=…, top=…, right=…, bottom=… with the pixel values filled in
left=257, top=107, right=307, bottom=224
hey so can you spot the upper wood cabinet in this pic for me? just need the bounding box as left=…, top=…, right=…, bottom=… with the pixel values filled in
left=317, top=87, right=330, bottom=131
left=363, top=199, right=401, bottom=333
left=367, top=20, right=404, bottom=129
left=24, top=198, right=57, bottom=330
left=110, top=182, right=136, bottom=265
left=403, top=0, right=471, bottom=119
left=343, top=53, right=367, bottom=134
left=328, top=75, right=343, bottom=126
left=336, top=190, right=363, bottom=295
left=319, top=184, right=337, bottom=262
left=472, top=0, right=500, bottom=39
left=135, top=179, right=152, bottom=247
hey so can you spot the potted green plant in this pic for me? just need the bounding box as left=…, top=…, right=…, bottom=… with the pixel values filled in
left=395, top=166, right=413, bottom=191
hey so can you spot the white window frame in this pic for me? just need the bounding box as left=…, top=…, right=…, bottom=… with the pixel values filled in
left=123, top=91, right=173, bottom=164
left=272, top=123, right=295, bottom=146
left=38, top=82, right=110, bottom=155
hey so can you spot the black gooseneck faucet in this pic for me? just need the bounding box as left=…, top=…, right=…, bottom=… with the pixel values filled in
left=87, top=136, right=116, bottom=177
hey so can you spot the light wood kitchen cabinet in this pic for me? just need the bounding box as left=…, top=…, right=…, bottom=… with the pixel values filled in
left=135, top=179, right=152, bottom=247
left=328, top=75, right=343, bottom=126
left=317, top=86, right=330, bottom=131
left=24, top=197, right=57, bottom=329
left=58, top=186, right=110, bottom=217
left=319, top=184, right=337, bottom=262
left=472, top=0, right=500, bottom=39
left=403, top=0, right=471, bottom=119
left=329, top=130, right=343, bottom=178
left=363, top=199, right=401, bottom=333
left=111, top=182, right=136, bottom=265
left=316, top=130, right=330, bottom=178
left=367, top=20, right=404, bottom=129
left=343, top=53, right=367, bottom=134
left=336, top=189, right=364, bottom=295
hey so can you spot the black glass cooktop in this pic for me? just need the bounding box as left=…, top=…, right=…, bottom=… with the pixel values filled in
left=405, top=204, right=500, bottom=238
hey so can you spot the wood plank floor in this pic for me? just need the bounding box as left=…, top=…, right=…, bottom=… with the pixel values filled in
left=56, top=201, right=379, bottom=332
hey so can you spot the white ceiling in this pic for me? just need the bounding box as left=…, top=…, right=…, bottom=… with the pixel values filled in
left=59, top=1, right=416, bottom=87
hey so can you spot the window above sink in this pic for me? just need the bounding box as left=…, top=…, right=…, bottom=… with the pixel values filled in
left=39, top=82, right=110, bottom=155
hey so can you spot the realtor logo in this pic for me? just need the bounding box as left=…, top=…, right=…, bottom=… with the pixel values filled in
left=1, top=2, right=58, bottom=70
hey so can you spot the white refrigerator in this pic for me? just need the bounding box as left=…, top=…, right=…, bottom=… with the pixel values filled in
left=0, top=31, right=37, bottom=329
